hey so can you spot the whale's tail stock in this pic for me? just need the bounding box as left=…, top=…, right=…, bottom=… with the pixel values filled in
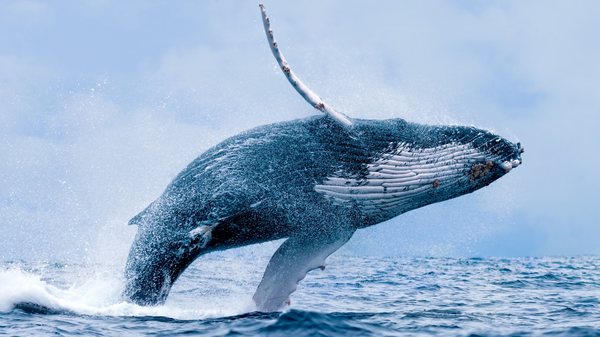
left=123, top=229, right=179, bottom=305
left=124, top=218, right=213, bottom=306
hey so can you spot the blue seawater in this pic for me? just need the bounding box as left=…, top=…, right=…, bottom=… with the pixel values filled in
left=1, top=255, right=599, bottom=336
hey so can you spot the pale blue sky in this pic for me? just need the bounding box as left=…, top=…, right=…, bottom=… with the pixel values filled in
left=1, top=1, right=599, bottom=261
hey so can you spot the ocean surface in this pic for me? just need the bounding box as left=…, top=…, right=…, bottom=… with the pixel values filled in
left=1, top=254, right=599, bottom=336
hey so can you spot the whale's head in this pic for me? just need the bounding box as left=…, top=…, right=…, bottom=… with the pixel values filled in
left=316, top=119, right=523, bottom=222
left=436, top=126, right=525, bottom=193
left=426, top=124, right=524, bottom=193
left=384, top=121, right=524, bottom=212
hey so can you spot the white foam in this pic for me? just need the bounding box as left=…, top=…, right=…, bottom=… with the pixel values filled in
left=0, top=266, right=251, bottom=319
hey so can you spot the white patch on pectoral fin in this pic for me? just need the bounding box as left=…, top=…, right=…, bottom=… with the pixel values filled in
left=176, top=223, right=216, bottom=258
left=252, top=229, right=354, bottom=312
left=189, top=224, right=214, bottom=248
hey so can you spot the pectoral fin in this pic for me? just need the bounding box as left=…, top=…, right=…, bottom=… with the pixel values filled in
left=252, top=229, right=354, bottom=312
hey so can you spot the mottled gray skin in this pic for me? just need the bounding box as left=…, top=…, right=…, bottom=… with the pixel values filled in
left=124, top=115, right=522, bottom=306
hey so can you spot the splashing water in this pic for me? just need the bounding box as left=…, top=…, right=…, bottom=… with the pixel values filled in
left=2, top=254, right=600, bottom=336
left=0, top=253, right=262, bottom=320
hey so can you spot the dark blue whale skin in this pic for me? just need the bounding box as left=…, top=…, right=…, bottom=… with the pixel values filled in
left=123, top=115, right=522, bottom=307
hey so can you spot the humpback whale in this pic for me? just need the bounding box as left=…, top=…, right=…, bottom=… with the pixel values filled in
left=123, top=4, right=523, bottom=312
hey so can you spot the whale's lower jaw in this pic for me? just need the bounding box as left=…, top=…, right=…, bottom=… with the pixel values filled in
left=315, top=142, right=508, bottom=222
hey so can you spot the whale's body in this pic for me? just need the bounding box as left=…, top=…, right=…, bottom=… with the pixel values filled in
left=124, top=4, right=523, bottom=311
left=124, top=116, right=522, bottom=311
